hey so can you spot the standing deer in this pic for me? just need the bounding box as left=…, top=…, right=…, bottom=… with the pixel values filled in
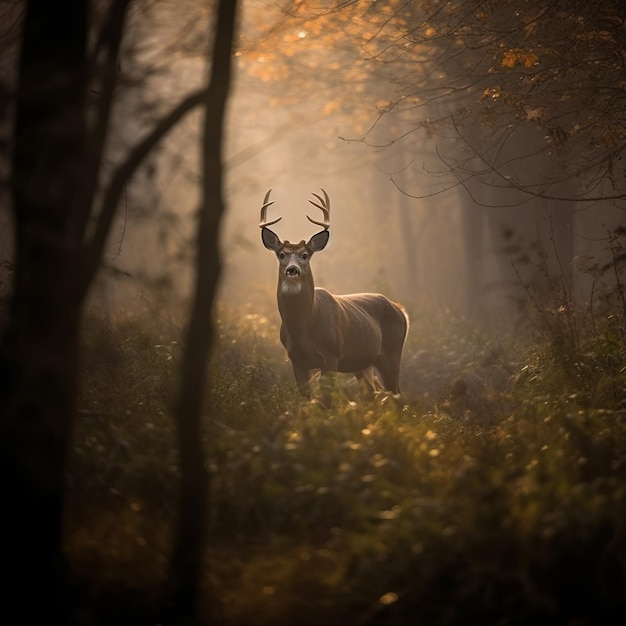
left=260, top=188, right=409, bottom=398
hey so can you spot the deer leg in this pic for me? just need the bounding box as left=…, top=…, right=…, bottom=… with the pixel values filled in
left=318, top=356, right=339, bottom=407
left=291, top=362, right=312, bottom=398
left=319, top=372, right=338, bottom=407
left=374, top=354, right=402, bottom=395
left=356, top=367, right=382, bottom=395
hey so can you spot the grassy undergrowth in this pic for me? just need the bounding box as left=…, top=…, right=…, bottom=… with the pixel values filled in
left=68, top=300, right=626, bottom=625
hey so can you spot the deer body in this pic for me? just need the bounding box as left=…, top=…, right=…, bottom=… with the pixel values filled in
left=260, top=190, right=409, bottom=396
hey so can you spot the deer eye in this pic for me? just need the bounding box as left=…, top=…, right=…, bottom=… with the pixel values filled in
left=279, top=252, right=286, bottom=260
left=301, top=252, right=308, bottom=260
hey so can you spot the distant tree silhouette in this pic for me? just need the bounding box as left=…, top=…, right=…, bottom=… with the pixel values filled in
left=358, top=0, right=626, bottom=317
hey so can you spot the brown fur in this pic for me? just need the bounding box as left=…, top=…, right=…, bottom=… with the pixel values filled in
left=262, top=228, right=409, bottom=396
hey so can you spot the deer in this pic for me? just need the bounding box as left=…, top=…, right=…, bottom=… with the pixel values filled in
left=260, top=188, right=409, bottom=400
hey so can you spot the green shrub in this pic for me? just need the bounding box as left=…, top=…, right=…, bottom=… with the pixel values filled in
left=68, top=298, right=626, bottom=625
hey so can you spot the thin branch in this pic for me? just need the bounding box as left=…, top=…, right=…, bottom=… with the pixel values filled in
left=75, top=0, right=132, bottom=241
left=81, top=87, right=208, bottom=295
left=451, top=117, right=626, bottom=204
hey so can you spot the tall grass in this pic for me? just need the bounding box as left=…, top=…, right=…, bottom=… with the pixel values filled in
left=68, top=284, right=626, bottom=625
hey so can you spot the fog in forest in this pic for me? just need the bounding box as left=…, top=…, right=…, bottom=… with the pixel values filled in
left=87, top=3, right=462, bottom=322
left=74, top=1, right=621, bottom=331
left=2, top=1, right=622, bottom=330
left=1, top=2, right=625, bottom=625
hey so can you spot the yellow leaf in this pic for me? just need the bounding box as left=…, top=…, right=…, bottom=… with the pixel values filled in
left=502, top=49, right=539, bottom=69
left=501, top=51, right=516, bottom=68
left=522, top=51, right=539, bottom=68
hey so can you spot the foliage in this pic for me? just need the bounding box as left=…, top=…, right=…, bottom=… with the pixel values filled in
left=68, top=291, right=626, bottom=624
left=359, top=0, right=626, bottom=199
left=236, top=0, right=410, bottom=130
left=241, top=0, right=626, bottom=201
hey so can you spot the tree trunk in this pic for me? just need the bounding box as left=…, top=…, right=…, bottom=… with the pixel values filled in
left=165, top=1, right=239, bottom=624
left=2, top=1, right=236, bottom=622
left=460, top=179, right=487, bottom=320
left=0, top=1, right=89, bottom=621
left=395, top=163, right=420, bottom=305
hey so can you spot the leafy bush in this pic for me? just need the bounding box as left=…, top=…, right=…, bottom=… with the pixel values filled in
left=67, top=296, right=626, bottom=625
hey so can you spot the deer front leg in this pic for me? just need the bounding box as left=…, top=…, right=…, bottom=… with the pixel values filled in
left=291, top=361, right=312, bottom=398
left=318, top=356, right=339, bottom=407
left=356, top=367, right=383, bottom=395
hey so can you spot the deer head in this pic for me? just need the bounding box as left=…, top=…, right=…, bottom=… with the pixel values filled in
left=260, top=189, right=330, bottom=294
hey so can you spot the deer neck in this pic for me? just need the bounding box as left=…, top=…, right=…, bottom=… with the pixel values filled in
left=277, top=274, right=315, bottom=341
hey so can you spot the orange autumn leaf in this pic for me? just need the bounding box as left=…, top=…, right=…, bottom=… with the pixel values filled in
left=322, top=100, right=341, bottom=116
left=502, top=49, right=539, bottom=69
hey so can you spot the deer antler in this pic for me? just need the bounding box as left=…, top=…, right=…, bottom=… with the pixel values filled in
left=259, top=189, right=282, bottom=228
left=307, top=188, right=330, bottom=230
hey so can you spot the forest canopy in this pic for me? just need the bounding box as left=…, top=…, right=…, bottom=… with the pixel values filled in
left=239, top=0, right=626, bottom=202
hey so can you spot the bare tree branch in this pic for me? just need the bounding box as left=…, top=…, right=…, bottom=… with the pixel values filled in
left=81, top=87, right=209, bottom=296
left=73, top=0, right=132, bottom=241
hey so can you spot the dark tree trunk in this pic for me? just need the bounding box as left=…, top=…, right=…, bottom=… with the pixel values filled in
left=165, top=1, right=239, bottom=624
left=0, top=1, right=240, bottom=624
left=2, top=1, right=237, bottom=622
left=0, top=1, right=89, bottom=621
left=460, top=181, right=487, bottom=320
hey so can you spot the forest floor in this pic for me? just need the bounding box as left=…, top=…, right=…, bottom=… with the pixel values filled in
left=67, top=297, right=626, bottom=625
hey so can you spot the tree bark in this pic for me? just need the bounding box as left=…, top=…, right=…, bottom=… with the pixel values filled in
left=0, top=1, right=89, bottom=621
left=165, top=1, right=239, bottom=624
left=1, top=1, right=238, bottom=623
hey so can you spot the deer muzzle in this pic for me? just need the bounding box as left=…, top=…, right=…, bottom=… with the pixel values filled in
left=285, top=265, right=301, bottom=277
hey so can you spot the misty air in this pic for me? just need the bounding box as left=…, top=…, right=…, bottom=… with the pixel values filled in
left=0, top=1, right=624, bottom=625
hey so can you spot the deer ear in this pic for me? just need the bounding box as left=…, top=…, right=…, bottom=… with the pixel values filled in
left=262, top=227, right=282, bottom=251
left=307, top=230, right=329, bottom=252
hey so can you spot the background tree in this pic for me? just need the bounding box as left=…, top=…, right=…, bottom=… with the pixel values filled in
left=357, top=0, right=626, bottom=316
left=240, top=0, right=624, bottom=316
left=0, top=0, right=238, bottom=622
left=356, top=0, right=625, bottom=196
left=166, top=1, right=238, bottom=623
